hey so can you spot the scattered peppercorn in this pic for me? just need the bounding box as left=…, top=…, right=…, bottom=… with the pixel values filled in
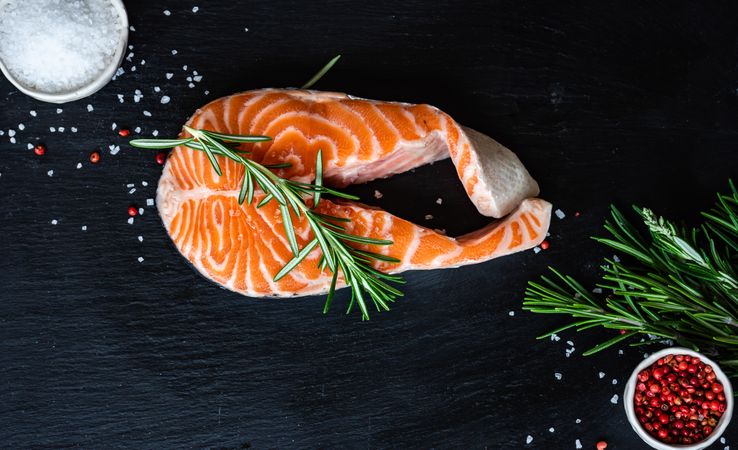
left=128, top=205, right=138, bottom=217
left=155, top=152, right=166, bottom=165
left=540, top=240, right=550, bottom=250
left=633, top=354, right=727, bottom=445
left=89, top=150, right=100, bottom=164
left=34, top=144, right=46, bottom=156
left=118, top=128, right=130, bottom=137
left=596, top=441, right=607, bottom=450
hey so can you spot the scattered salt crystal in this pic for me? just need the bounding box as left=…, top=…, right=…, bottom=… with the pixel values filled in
left=533, top=246, right=541, bottom=254
left=126, top=52, right=133, bottom=61
left=140, top=59, right=145, bottom=65
left=141, top=181, right=148, bottom=186
left=143, top=111, right=152, bottom=117
left=30, top=110, right=37, bottom=117
left=127, top=217, right=134, bottom=225
left=244, top=27, right=249, bottom=32
left=592, top=287, right=603, bottom=294
left=18, top=123, right=24, bottom=130
left=112, top=122, right=117, bottom=130
left=188, top=83, right=195, bottom=89
left=27, top=143, right=33, bottom=150
left=146, top=198, right=154, bottom=206
left=374, top=190, right=383, bottom=199
left=134, top=127, right=141, bottom=133
left=525, top=435, right=533, bottom=445
left=436, top=198, right=443, bottom=205
left=58, top=127, right=65, bottom=133
left=81, top=225, right=87, bottom=231
left=138, top=235, right=143, bottom=242
left=71, top=127, right=78, bottom=133
left=154, top=86, right=161, bottom=92
left=166, top=73, right=174, bottom=79
left=193, top=70, right=199, bottom=76
left=598, top=372, right=605, bottom=379
left=8, top=129, right=15, bottom=137
left=9, top=137, right=16, bottom=144
left=130, top=66, right=136, bottom=72
left=186, top=76, right=192, bottom=82
left=152, top=130, right=159, bottom=136
left=47, top=170, right=53, bottom=177
left=117, top=94, right=124, bottom=103
left=129, top=188, right=136, bottom=194
left=721, top=438, right=726, bottom=444
left=424, top=214, right=433, bottom=220
left=613, top=254, right=621, bottom=263
left=554, top=372, right=562, bottom=380
left=619, top=349, right=624, bottom=355
left=192, top=6, right=199, bottom=13
left=138, top=208, right=144, bottom=215
left=193, top=75, right=203, bottom=82
left=612, top=379, right=618, bottom=385
left=126, top=183, right=135, bottom=188
left=51, top=219, right=58, bottom=225
left=204, top=90, right=210, bottom=95
left=550, top=333, right=560, bottom=342
left=163, top=10, right=171, bottom=16
left=76, top=162, right=82, bottom=169
left=548, top=427, right=554, bottom=433
left=171, top=49, right=178, bottom=55
left=138, top=256, right=144, bottom=262
left=0, top=130, right=5, bottom=136
left=575, top=418, right=581, bottom=424
left=508, top=311, right=515, bottom=317
left=555, top=209, right=566, bottom=219
left=160, top=96, right=171, bottom=104
left=182, top=65, right=188, bottom=71
left=565, top=347, right=575, bottom=357
left=575, top=439, right=582, bottom=449
left=87, top=104, right=94, bottom=112
left=566, top=340, right=574, bottom=346
left=129, top=25, right=135, bottom=32
left=109, top=144, right=120, bottom=155
left=610, top=394, right=619, bottom=404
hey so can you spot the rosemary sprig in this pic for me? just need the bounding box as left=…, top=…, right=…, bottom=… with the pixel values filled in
left=523, top=181, right=738, bottom=377
left=131, top=128, right=403, bottom=319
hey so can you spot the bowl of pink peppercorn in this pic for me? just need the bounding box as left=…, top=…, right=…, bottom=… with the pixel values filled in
left=624, top=347, right=733, bottom=450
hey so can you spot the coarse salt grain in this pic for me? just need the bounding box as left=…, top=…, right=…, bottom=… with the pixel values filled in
left=160, top=95, right=170, bottom=104
left=138, top=235, right=143, bottom=242
left=163, top=10, right=171, bottom=16
left=81, top=225, right=87, bottom=231
left=76, top=162, right=82, bottom=169
left=555, top=209, right=566, bottom=219
left=598, top=371, right=605, bottom=379
left=51, top=219, right=58, bottom=225
left=127, top=217, right=134, bottom=225
left=71, top=127, right=78, bottom=133
left=47, top=170, right=53, bottom=177
left=138, top=208, right=144, bottom=215
left=171, top=49, right=177, bottom=55
left=18, top=123, right=24, bottom=130
left=192, top=6, right=199, bottom=13
left=146, top=198, right=154, bottom=206
left=508, top=311, right=515, bottom=316
left=575, top=439, right=582, bottom=449
left=87, top=104, right=94, bottom=112
left=554, top=372, right=562, bottom=380
left=138, top=256, right=144, bottom=262
left=143, top=110, right=151, bottom=117
left=526, top=435, right=533, bottom=445
left=0, top=0, right=123, bottom=93
left=610, top=394, right=619, bottom=404
left=166, top=73, right=174, bottom=79
left=141, top=181, right=148, bottom=186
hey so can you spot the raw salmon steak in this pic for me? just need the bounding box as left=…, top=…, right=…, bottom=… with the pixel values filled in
left=157, top=89, right=551, bottom=297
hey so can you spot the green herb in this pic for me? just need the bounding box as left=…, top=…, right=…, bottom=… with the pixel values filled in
left=523, top=182, right=738, bottom=377
left=131, top=128, right=404, bottom=319
left=301, top=55, right=341, bottom=89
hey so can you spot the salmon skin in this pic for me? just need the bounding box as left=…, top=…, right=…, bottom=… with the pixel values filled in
left=157, top=89, right=551, bottom=297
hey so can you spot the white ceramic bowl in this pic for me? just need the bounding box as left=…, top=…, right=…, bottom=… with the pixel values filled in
left=0, top=0, right=128, bottom=104
left=624, top=347, right=733, bottom=450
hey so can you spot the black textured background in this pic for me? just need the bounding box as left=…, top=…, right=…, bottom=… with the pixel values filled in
left=2, top=1, right=737, bottom=448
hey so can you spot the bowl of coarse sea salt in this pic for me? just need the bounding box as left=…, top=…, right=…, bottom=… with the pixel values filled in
left=0, top=0, right=128, bottom=104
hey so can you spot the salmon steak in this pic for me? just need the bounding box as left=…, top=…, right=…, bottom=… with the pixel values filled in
left=156, top=89, right=552, bottom=297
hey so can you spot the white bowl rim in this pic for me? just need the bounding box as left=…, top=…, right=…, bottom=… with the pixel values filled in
left=624, top=347, right=734, bottom=450
left=0, top=0, right=129, bottom=104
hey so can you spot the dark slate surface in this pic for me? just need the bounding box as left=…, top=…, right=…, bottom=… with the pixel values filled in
left=1, top=0, right=737, bottom=448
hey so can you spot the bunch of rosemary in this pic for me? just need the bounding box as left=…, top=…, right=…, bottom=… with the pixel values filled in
left=524, top=182, right=738, bottom=378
